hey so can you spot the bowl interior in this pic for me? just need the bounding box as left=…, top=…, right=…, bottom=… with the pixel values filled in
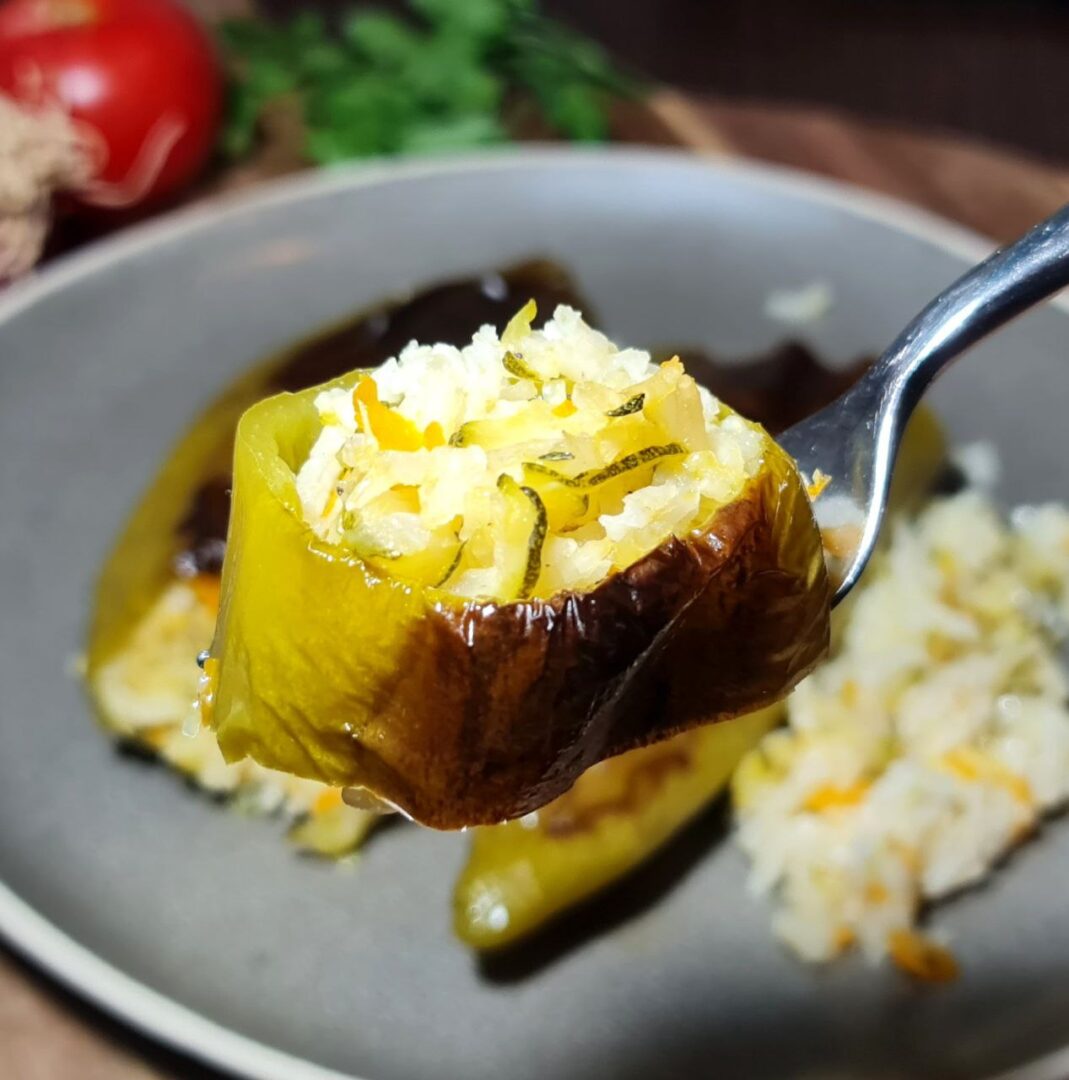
left=1, top=151, right=1068, bottom=1080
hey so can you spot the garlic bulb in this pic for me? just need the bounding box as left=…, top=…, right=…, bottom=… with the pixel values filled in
left=0, top=95, right=96, bottom=282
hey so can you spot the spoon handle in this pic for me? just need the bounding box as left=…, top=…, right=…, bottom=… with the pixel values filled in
left=870, top=201, right=1069, bottom=419
left=780, top=202, right=1069, bottom=606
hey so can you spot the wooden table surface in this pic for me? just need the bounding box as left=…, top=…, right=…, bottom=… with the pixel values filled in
left=7, top=95, right=1069, bottom=1079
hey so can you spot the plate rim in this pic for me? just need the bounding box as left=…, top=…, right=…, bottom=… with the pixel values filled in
left=0, top=145, right=1061, bottom=1080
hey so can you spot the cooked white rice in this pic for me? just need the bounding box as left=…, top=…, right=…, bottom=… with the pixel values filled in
left=733, top=486, right=1069, bottom=977
left=296, top=303, right=766, bottom=599
left=92, top=580, right=374, bottom=853
left=763, top=280, right=835, bottom=325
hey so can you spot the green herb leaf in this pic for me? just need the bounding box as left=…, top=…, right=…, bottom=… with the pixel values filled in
left=399, top=113, right=507, bottom=154
left=544, top=81, right=608, bottom=141
left=218, top=18, right=279, bottom=56
left=221, top=83, right=264, bottom=159
left=402, top=40, right=504, bottom=113
left=305, top=74, right=419, bottom=160
left=343, top=11, right=422, bottom=67
left=218, top=0, right=640, bottom=166
left=297, top=41, right=351, bottom=80
left=289, top=11, right=329, bottom=47
left=244, top=57, right=297, bottom=98
left=409, top=0, right=512, bottom=41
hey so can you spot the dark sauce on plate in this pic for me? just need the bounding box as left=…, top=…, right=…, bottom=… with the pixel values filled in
left=678, top=343, right=867, bottom=437
left=270, top=260, right=581, bottom=394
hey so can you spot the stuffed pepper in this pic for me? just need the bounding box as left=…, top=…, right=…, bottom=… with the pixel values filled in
left=85, top=262, right=577, bottom=852
left=202, top=302, right=830, bottom=828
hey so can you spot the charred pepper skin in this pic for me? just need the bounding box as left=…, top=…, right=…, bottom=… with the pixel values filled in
left=205, top=371, right=830, bottom=829
left=450, top=406, right=946, bottom=948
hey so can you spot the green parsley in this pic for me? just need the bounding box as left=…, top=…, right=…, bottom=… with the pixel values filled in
left=219, top=0, right=640, bottom=165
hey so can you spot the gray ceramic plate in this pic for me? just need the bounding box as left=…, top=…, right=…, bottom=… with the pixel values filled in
left=2, top=150, right=1068, bottom=1080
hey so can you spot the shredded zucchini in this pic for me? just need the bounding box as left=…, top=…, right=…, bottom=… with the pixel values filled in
left=606, top=393, right=645, bottom=417
left=524, top=443, right=687, bottom=489
left=502, top=350, right=543, bottom=386
left=296, top=303, right=767, bottom=601
left=497, top=475, right=548, bottom=599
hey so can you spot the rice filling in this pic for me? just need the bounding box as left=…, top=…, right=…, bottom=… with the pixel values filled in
left=296, top=303, right=766, bottom=600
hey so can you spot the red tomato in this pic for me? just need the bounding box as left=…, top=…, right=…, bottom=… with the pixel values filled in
left=0, top=0, right=222, bottom=208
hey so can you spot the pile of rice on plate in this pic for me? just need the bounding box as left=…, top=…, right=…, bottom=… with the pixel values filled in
left=91, top=291, right=1069, bottom=981
left=733, top=473, right=1069, bottom=980
left=91, top=579, right=375, bottom=856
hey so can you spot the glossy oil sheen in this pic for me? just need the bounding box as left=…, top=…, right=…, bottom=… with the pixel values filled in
left=1, top=151, right=1068, bottom=1080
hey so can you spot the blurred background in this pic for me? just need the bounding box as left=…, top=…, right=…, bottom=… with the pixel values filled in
left=6, top=0, right=1069, bottom=283
left=255, top=0, right=1069, bottom=157
left=4, top=0, right=1069, bottom=1074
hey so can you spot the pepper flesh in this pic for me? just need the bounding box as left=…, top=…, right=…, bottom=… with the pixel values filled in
left=85, top=262, right=591, bottom=850
left=206, top=367, right=830, bottom=829
left=454, top=704, right=783, bottom=948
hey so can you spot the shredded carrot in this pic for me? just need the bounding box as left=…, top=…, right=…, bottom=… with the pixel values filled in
left=142, top=726, right=170, bottom=750
left=833, top=926, right=855, bottom=952
left=941, top=747, right=980, bottom=782
left=933, top=550, right=961, bottom=584
left=313, top=787, right=344, bottom=815
left=941, top=748, right=1033, bottom=805
left=806, top=469, right=831, bottom=500
left=352, top=376, right=378, bottom=411
left=840, top=678, right=859, bottom=709
left=190, top=574, right=221, bottom=612
left=989, top=762, right=1034, bottom=806
left=926, top=633, right=960, bottom=662
left=196, top=657, right=219, bottom=727
left=423, top=421, right=446, bottom=449
left=803, top=781, right=869, bottom=812
left=553, top=399, right=578, bottom=418
left=889, top=840, right=921, bottom=874
left=352, top=376, right=425, bottom=451
left=888, top=929, right=959, bottom=982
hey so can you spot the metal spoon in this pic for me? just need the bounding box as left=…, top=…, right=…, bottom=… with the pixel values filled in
left=779, top=203, right=1069, bottom=605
